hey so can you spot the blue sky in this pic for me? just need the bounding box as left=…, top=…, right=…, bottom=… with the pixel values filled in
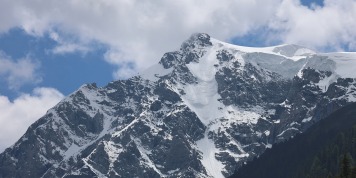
left=0, top=28, right=114, bottom=100
left=1, top=0, right=356, bottom=151
left=301, top=0, right=324, bottom=7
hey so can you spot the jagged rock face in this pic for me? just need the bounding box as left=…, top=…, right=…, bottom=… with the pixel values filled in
left=1, top=33, right=356, bottom=178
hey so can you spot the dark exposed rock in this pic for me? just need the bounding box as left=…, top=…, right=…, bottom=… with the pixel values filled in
left=1, top=34, right=355, bottom=178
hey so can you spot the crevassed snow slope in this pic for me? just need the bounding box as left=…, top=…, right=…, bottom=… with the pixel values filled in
left=321, top=52, right=356, bottom=79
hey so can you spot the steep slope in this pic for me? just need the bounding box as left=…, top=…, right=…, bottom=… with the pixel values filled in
left=229, top=102, right=356, bottom=178
left=0, top=33, right=356, bottom=178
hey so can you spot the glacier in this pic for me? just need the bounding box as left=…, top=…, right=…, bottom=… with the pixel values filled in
left=1, top=33, right=356, bottom=178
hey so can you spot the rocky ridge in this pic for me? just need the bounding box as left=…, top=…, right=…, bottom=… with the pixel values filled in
left=0, top=33, right=356, bottom=178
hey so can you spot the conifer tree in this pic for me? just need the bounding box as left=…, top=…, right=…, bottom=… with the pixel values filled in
left=340, top=153, right=352, bottom=178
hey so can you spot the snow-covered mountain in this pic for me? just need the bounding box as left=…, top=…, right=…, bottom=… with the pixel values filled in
left=1, top=33, right=356, bottom=178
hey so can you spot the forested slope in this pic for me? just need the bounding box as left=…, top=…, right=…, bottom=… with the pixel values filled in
left=231, top=102, right=356, bottom=178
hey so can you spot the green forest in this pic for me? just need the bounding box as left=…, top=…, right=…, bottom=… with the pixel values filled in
left=306, top=126, right=356, bottom=178
left=230, top=103, right=356, bottom=178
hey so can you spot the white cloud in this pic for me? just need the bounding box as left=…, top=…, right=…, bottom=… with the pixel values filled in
left=270, top=0, right=356, bottom=51
left=0, top=0, right=355, bottom=75
left=49, top=32, right=91, bottom=54
left=0, top=52, right=41, bottom=89
left=0, top=87, right=64, bottom=152
left=52, top=43, right=90, bottom=54
left=0, top=0, right=282, bottom=78
left=104, top=50, right=138, bottom=79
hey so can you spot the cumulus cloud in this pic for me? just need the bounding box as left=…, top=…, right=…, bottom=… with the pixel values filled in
left=0, top=87, right=64, bottom=152
left=270, top=0, right=356, bottom=51
left=0, top=0, right=355, bottom=76
left=0, top=0, right=282, bottom=78
left=0, top=52, right=41, bottom=89
left=49, top=32, right=91, bottom=54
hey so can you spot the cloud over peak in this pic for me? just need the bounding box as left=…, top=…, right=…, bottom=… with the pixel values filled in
left=0, top=0, right=355, bottom=77
left=0, top=51, right=41, bottom=90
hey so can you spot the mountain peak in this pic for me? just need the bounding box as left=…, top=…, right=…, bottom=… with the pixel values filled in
left=2, top=33, right=356, bottom=178
left=158, top=33, right=213, bottom=69
left=181, top=33, right=212, bottom=51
